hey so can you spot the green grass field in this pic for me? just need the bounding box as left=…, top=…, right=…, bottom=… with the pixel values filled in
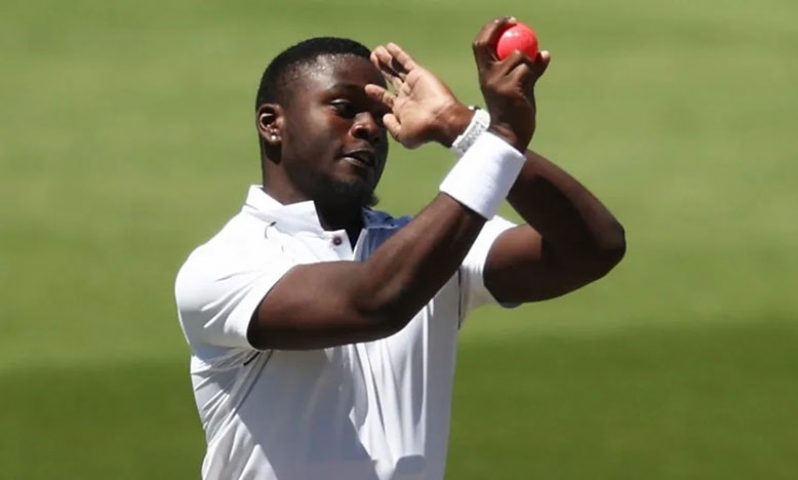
left=2, top=0, right=797, bottom=478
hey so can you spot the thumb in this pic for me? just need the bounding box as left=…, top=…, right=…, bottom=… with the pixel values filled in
left=383, top=113, right=402, bottom=141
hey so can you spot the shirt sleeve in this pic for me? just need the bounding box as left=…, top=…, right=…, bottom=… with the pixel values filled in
left=458, top=214, right=518, bottom=317
left=175, top=240, right=295, bottom=351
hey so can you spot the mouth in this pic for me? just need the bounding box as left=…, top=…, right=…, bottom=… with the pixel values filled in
left=339, top=149, right=376, bottom=170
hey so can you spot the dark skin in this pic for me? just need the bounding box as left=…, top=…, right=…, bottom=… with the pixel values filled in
left=251, top=18, right=625, bottom=349
left=257, top=55, right=391, bottom=244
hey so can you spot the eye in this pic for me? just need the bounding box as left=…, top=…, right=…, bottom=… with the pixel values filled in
left=331, top=99, right=356, bottom=119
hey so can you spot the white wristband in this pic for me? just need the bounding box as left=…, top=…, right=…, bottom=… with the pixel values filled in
left=450, top=107, right=491, bottom=157
left=439, top=131, right=526, bottom=219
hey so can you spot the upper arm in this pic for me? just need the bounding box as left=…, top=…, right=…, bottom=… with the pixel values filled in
left=176, top=249, right=398, bottom=352
left=248, top=261, right=404, bottom=350
left=483, top=224, right=610, bottom=304
left=486, top=148, right=626, bottom=304
left=175, top=245, right=296, bottom=351
left=179, top=195, right=493, bottom=351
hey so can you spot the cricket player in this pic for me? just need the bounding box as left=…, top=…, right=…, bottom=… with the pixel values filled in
left=176, top=17, right=625, bottom=480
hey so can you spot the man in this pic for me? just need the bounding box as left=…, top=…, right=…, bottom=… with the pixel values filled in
left=176, top=17, right=625, bottom=480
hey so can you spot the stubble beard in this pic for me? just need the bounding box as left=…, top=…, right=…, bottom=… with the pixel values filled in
left=311, top=171, right=379, bottom=210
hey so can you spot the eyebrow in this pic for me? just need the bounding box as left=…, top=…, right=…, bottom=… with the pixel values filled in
left=326, top=82, right=390, bottom=115
left=328, top=83, right=367, bottom=92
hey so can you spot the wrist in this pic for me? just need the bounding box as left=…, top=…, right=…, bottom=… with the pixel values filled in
left=487, top=124, right=528, bottom=153
left=439, top=131, right=526, bottom=219
left=436, top=102, right=474, bottom=147
left=449, top=107, right=491, bottom=156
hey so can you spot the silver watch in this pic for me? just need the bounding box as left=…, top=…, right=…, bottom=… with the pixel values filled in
left=450, top=106, right=491, bottom=157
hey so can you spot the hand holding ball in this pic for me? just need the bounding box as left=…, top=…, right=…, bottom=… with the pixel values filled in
left=496, top=23, right=539, bottom=60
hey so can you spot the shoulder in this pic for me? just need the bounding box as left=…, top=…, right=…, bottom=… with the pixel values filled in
left=174, top=212, right=283, bottom=310
left=177, top=213, right=258, bottom=274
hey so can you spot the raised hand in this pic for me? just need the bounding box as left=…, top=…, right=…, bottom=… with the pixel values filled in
left=472, top=17, right=551, bottom=151
left=365, top=43, right=472, bottom=149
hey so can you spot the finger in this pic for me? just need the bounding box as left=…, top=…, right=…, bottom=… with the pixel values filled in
left=382, top=113, right=402, bottom=140
left=364, top=84, right=396, bottom=110
left=384, top=43, right=420, bottom=78
left=472, top=16, right=517, bottom=69
left=532, top=50, right=552, bottom=78
left=371, top=47, right=404, bottom=91
left=372, top=47, right=406, bottom=89
left=374, top=45, right=413, bottom=80
left=507, top=50, right=551, bottom=85
left=499, top=49, right=536, bottom=75
left=507, top=62, right=534, bottom=88
left=502, top=50, right=537, bottom=89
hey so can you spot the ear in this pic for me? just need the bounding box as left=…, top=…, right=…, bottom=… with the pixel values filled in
left=256, top=104, right=284, bottom=146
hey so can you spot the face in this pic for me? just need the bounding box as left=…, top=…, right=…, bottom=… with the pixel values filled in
left=272, top=54, right=390, bottom=209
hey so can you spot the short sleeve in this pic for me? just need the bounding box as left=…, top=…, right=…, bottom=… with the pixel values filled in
left=175, top=240, right=295, bottom=352
left=458, top=215, right=517, bottom=316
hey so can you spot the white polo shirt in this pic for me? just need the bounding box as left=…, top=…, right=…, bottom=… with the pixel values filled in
left=175, top=186, right=515, bottom=480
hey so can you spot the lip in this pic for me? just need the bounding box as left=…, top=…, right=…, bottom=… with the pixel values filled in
left=339, top=149, right=376, bottom=169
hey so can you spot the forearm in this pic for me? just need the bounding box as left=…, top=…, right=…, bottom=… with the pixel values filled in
left=356, top=194, right=484, bottom=323
left=250, top=196, right=483, bottom=349
left=508, top=149, right=625, bottom=265
left=252, top=131, right=528, bottom=349
left=352, top=133, right=527, bottom=325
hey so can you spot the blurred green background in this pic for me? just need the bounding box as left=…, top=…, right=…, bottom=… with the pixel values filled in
left=2, top=0, right=796, bottom=478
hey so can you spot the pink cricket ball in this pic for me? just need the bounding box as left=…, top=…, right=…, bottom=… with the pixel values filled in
left=496, top=23, right=539, bottom=60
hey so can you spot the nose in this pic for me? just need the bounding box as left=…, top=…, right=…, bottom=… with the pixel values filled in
left=351, top=112, right=384, bottom=146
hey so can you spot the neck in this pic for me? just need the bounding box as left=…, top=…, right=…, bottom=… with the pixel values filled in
left=315, top=202, right=364, bottom=247
left=262, top=167, right=371, bottom=245
left=260, top=182, right=364, bottom=246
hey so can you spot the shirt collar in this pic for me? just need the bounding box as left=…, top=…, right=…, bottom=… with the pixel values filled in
left=241, top=185, right=399, bottom=235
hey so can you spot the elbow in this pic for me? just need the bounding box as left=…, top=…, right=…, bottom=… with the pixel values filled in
left=356, top=293, right=417, bottom=340
left=590, top=221, right=627, bottom=278
left=357, top=266, right=435, bottom=336
left=378, top=313, right=414, bottom=337
left=367, top=300, right=418, bottom=337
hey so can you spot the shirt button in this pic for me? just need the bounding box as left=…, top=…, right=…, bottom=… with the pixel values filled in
left=332, top=236, right=343, bottom=246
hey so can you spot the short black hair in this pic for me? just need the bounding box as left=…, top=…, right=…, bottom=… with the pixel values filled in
left=255, top=37, right=372, bottom=110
